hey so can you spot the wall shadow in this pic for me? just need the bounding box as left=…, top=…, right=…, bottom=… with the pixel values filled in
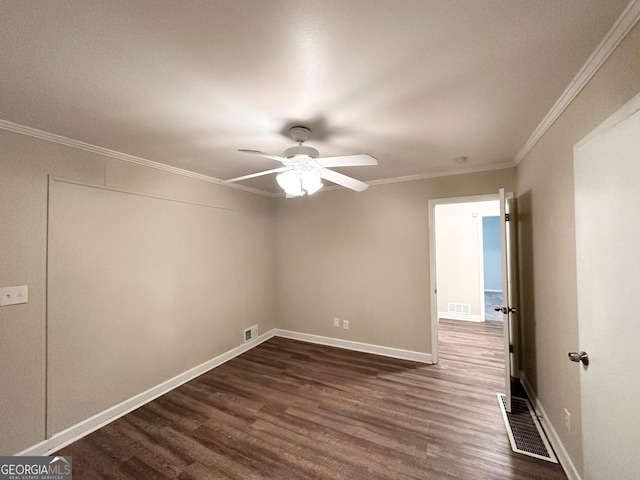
left=516, top=189, right=538, bottom=391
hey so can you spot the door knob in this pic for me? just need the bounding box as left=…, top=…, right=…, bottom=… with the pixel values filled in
left=494, top=306, right=517, bottom=314
left=568, top=351, right=589, bottom=366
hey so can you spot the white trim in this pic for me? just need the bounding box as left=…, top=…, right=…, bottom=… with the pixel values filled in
left=438, top=312, right=483, bottom=323
left=430, top=193, right=499, bottom=207
left=428, top=200, right=439, bottom=364
left=51, top=176, right=236, bottom=211
left=514, top=0, right=640, bottom=165
left=14, top=440, right=50, bottom=457
left=273, top=329, right=432, bottom=364
left=521, top=374, right=582, bottom=480
left=574, top=90, right=640, bottom=152
left=0, top=119, right=278, bottom=198
left=16, top=328, right=432, bottom=455
left=366, top=162, right=515, bottom=187
left=296, top=163, right=516, bottom=196
left=0, top=117, right=514, bottom=198
left=0, top=118, right=516, bottom=198
left=218, top=181, right=279, bottom=197
left=18, top=329, right=277, bottom=456
left=0, top=119, right=516, bottom=198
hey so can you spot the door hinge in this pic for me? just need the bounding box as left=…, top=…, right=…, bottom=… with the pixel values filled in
left=509, top=345, right=514, bottom=353
left=505, top=213, right=510, bottom=221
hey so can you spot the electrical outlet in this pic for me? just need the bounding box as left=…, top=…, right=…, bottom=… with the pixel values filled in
left=564, top=408, right=571, bottom=433
left=243, top=324, right=258, bottom=343
left=342, top=319, right=349, bottom=330
left=333, top=317, right=340, bottom=327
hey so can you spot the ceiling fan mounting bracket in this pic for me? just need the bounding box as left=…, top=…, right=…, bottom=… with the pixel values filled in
left=289, top=126, right=311, bottom=143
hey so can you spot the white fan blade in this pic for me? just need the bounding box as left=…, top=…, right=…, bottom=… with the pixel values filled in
left=221, top=167, right=288, bottom=184
left=317, top=154, right=378, bottom=168
left=320, top=169, right=370, bottom=192
left=238, top=149, right=286, bottom=163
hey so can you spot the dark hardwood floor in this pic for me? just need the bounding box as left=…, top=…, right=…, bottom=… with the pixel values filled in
left=58, top=320, right=567, bottom=479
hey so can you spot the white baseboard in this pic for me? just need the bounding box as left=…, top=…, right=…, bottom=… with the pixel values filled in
left=520, top=373, right=582, bottom=480
left=15, top=440, right=49, bottom=457
left=438, top=312, right=483, bottom=322
left=17, top=329, right=277, bottom=456
left=16, top=328, right=430, bottom=456
left=274, top=329, right=432, bottom=364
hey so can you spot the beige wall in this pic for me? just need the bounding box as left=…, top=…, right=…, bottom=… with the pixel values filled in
left=274, top=169, right=515, bottom=353
left=515, top=22, right=640, bottom=476
left=3, top=19, right=637, bottom=465
left=0, top=129, right=275, bottom=455
left=435, top=200, right=500, bottom=318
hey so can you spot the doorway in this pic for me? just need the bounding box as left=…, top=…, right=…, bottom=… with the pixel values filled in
left=433, top=198, right=501, bottom=325
left=429, top=190, right=519, bottom=411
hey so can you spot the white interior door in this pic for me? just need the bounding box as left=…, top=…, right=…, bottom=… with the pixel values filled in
left=574, top=96, right=640, bottom=479
left=499, top=188, right=518, bottom=413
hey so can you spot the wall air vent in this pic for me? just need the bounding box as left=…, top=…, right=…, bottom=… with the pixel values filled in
left=448, top=303, right=471, bottom=315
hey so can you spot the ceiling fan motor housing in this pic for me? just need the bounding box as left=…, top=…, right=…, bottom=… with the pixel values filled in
left=282, top=145, right=319, bottom=159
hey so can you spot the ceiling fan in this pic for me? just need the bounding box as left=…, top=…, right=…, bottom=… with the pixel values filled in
left=222, top=126, right=378, bottom=197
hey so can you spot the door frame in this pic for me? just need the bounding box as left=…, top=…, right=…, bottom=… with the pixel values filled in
left=428, top=193, right=499, bottom=364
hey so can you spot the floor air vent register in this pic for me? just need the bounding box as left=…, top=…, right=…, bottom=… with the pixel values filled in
left=497, top=394, right=558, bottom=463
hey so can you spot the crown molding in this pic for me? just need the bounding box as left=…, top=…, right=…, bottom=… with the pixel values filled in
left=513, top=0, right=640, bottom=165
left=309, top=161, right=515, bottom=195
left=366, top=161, right=515, bottom=188
left=0, top=119, right=279, bottom=198
left=0, top=117, right=516, bottom=197
left=280, top=161, right=515, bottom=197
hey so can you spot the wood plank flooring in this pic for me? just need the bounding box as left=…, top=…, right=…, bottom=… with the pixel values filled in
left=57, top=320, right=567, bottom=479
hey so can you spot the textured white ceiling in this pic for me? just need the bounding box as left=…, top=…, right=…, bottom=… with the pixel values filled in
left=0, top=1, right=631, bottom=193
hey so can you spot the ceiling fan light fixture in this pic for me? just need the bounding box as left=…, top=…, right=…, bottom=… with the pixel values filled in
left=305, top=183, right=323, bottom=195
left=276, top=167, right=324, bottom=197
left=301, top=169, right=323, bottom=195
left=276, top=170, right=303, bottom=196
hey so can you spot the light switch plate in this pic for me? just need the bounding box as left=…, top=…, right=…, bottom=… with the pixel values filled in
left=0, top=285, right=28, bottom=306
